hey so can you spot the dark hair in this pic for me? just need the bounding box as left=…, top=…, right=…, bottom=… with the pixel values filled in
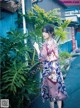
left=42, top=24, right=54, bottom=34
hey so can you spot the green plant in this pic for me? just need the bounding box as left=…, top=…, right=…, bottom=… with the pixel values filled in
left=59, top=51, right=71, bottom=59
left=59, top=51, right=72, bottom=75
left=0, top=31, right=40, bottom=108
left=18, top=5, right=70, bottom=44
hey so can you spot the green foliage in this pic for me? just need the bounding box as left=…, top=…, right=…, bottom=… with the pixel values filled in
left=18, top=5, right=70, bottom=43
left=0, top=31, right=40, bottom=108
left=2, top=61, right=26, bottom=93
left=55, top=20, right=71, bottom=42
left=59, top=51, right=71, bottom=59
left=25, top=5, right=61, bottom=35
left=55, top=27, right=68, bottom=41
left=59, top=51, right=72, bottom=74
left=61, top=19, right=71, bottom=29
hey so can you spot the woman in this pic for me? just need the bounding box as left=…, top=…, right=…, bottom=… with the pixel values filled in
left=33, top=24, right=67, bottom=108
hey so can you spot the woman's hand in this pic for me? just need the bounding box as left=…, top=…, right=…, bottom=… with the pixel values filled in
left=33, top=42, right=40, bottom=55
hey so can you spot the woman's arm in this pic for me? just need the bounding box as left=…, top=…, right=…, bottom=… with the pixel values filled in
left=33, top=42, right=40, bottom=55
left=33, top=42, right=47, bottom=62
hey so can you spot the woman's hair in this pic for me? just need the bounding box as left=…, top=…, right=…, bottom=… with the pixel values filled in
left=42, top=24, right=54, bottom=35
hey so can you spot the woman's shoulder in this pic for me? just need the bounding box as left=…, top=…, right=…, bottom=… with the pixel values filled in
left=51, top=39, right=58, bottom=49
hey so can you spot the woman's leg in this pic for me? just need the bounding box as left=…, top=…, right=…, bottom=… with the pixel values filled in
left=50, top=101, right=54, bottom=108
left=57, top=101, right=62, bottom=108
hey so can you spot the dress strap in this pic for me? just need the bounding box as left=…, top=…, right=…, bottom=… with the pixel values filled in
left=52, top=49, right=58, bottom=59
left=45, top=44, right=58, bottom=59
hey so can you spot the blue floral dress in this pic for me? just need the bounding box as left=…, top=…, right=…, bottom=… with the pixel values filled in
left=39, top=39, right=68, bottom=102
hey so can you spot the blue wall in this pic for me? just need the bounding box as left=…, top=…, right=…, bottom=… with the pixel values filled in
left=59, top=32, right=80, bottom=53
left=60, top=40, right=73, bottom=53
left=75, top=32, right=80, bottom=48
left=0, top=12, right=18, bottom=37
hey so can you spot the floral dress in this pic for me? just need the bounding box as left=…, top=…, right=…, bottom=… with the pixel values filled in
left=39, top=39, right=68, bottom=102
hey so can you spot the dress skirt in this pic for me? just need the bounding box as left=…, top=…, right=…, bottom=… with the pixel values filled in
left=41, top=60, right=68, bottom=102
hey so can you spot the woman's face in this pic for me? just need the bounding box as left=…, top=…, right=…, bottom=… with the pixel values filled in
left=42, top=32, right=50, bottom=40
